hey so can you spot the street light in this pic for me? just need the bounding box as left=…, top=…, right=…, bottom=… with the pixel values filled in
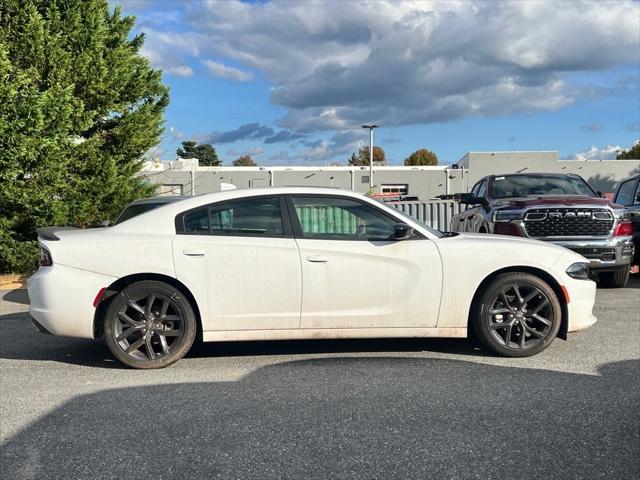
left=362, top=124, right=378, bottom=188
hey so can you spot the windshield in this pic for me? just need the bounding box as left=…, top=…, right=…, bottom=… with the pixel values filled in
left=113, top=203, right=166, bottom=225
left=491, top=175, right=596, bottom=199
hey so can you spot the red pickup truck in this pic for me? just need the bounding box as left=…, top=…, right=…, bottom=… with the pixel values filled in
left=449, top=173, right=634, bottom=287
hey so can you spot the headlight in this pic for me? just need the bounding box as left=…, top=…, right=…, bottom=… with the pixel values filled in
left=493, top=211, right=524, bottom=222
left=566, top=262, right=589, bottom=280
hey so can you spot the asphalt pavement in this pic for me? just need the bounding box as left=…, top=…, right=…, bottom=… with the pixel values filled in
left=1, top=278, right=638, bottom=479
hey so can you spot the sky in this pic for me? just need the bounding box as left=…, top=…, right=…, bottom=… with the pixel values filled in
left=117, top=0, right=640, bottom=166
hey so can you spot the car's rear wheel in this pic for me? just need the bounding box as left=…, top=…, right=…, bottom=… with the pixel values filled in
left=597, top=268, right=630, bottom=288
left=104, top=281, right=197, bottom=369
left=471, top=273, right=561, bottom=357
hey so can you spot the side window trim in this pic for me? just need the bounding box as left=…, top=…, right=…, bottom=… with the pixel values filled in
left=284, top=194, right=424, bottom=241
left=175, top=194, right=293, bottom=238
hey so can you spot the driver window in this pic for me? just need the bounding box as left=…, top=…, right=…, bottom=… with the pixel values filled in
left=290, top=196, right=397, bottom=240
left=477, top=180, right=488, bottom=198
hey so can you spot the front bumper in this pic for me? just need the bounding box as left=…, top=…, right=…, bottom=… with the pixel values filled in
left=549, top=236, right=634, bottom=271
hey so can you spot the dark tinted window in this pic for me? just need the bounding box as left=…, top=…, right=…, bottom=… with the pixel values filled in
left=291, top=196, right=396, bottom=240
left=491, top=175, right=595, bottom=199
left=179, top=197, right=283, bottom=236
left=477, top=180, right=488, bottom=198
left=114, top=203, right=165, bottom=225
left=183, top=209, right=210, bottom=234
left=615, top=179, right=638, bottom=206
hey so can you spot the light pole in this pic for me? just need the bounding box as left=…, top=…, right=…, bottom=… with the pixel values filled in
left=362, top=124, right=378, bottom=188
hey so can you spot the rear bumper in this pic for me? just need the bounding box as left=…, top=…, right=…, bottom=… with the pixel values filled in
left=28, top=264, right=117, bottom=339
left=549, top=237, right=633, bottom=271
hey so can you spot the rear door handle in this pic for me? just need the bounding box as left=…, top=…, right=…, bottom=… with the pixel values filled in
left=183, top=249, right=206, bottom=257
left=306, top=255, right=328, bottom=263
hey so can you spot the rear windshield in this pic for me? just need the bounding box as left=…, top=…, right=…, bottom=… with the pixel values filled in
left=491, top=175, right=595, bottom=199
left=114, top=203, right=166, bottom=225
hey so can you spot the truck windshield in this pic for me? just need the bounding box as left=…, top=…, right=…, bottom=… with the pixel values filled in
left=491, top=175, right=596, bottom=199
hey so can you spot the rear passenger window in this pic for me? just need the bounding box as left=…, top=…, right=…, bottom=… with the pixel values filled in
left=178, top=197, right=284, bottom=237
left=183, top=209, right=210, bottom=234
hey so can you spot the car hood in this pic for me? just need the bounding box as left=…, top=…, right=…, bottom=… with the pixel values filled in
left=491, top=196, right=618, bottom=209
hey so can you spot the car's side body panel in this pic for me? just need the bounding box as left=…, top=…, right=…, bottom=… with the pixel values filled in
left=295, top=238, right=442, bottom=329
left=173, top=235, right=302, bottom=331
left=433, top=233, right=591, bottom=329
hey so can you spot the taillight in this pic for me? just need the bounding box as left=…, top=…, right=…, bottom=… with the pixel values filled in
left=614, top=220, right=633, bottom=237
left=39, top=246, right=52, bottom=267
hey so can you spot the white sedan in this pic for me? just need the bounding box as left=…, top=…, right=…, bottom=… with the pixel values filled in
left=28, top=187, right=597, bottom=368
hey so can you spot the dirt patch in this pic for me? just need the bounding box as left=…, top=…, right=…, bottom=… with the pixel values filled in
left=0, top=275, right=27, bottom=290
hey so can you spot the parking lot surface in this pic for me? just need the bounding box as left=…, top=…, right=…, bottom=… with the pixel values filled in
left=1, top=279, right=639, bottom=479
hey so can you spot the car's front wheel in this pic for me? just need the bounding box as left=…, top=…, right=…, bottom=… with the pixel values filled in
left=104, top=281, right=197, bottom=369
left=471, top=273, right=561, bottom=357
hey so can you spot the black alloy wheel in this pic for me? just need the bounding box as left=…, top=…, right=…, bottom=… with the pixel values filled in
left=104, top=281, right=197, bottom=369
left=472, top=273, right=561, bottom=357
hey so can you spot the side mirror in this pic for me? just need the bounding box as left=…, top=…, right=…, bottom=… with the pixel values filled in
left=99, top=220, right=111, bottom=227
left=394, top=223, right=415, bottom=240
left=457, top=193, right=487, bottom=206
left=596, top=191, right=604, bottom=198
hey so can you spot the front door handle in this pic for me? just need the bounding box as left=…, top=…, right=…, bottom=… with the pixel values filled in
left=183, top=249, right=206, bottom=257
left=306, top=255, right=328, bottom=263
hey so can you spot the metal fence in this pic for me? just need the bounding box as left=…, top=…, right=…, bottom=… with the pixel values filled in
left=390, top=200, right=463, bottom=232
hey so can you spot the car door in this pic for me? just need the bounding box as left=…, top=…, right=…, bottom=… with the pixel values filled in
left=615, top=177, right=640, bottom=255
left=172, top=195, right=302, bottom=331
left=286, top=194, right=442, bottom=330
left=466, top=179, right=489, bottom=232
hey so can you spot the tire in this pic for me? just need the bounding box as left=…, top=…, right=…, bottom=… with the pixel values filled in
left=104, top=281, right=197, bottom=369
left=598, top=268, right=630, bottom=288
left=471, top=273, right=561, bottom=357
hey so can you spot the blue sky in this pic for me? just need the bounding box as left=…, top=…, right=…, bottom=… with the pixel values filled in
left=119, top=0, right=640, bottom=165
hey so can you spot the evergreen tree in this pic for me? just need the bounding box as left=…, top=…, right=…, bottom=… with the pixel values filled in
left=177, top=140, right=220, bottom=166
left=0, top=0, right=168, bottom=273
left=617, top=141, right=640, bottom=160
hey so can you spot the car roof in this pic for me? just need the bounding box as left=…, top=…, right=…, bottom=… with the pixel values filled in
left=487, top=172, right=584, bottom=179
left=111, top=187, right=368, bottom=233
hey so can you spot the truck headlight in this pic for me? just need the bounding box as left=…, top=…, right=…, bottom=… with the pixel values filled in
left=493, top=211, right=524, bottom=222
left=566, top=262, right=589, bottom=280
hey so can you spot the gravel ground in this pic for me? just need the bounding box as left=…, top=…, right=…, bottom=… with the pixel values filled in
left=0, top=278, right=638, bottom=479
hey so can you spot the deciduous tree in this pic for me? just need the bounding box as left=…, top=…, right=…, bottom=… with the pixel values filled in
left=348, top=146, right=386, bottom=166
left=232, top=155, right=257, bottom=166
left=404, top=149, right=438, bottom=166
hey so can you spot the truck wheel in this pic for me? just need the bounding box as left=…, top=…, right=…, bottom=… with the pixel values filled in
left=471, top=273, right=561, bottom=357
left=598, top=268, right=630, bottom=288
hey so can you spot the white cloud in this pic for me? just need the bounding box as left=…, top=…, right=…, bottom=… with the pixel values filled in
left=202, top=60, right=254, bottom=82
left=139, top=28, right=200, bottom=76
left=165, top=65, right=193, bottom=77
left=564, top=145, right=622, bottom=161
left=139, top=0, right=640, bottom=130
